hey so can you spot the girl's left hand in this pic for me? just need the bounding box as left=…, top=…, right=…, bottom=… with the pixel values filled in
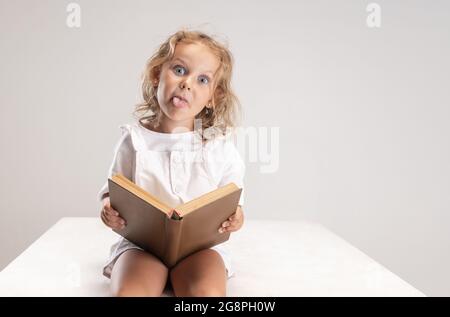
left=218, top=206, right=244, bottom=234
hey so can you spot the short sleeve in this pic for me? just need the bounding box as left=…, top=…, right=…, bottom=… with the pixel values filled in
left=97, top=125, right=135, bottom=202
left=217, top=141, right=246, bottom=207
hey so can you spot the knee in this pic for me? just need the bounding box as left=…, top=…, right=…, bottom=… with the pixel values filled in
left=187, top=285, right=226, bottom=297
left=112, top=286, right=162, bottom=297
left=112, top=287, right=143, bottom=297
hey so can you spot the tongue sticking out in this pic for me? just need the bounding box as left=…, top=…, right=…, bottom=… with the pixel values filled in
left=172, top=96, right=188, bottom=108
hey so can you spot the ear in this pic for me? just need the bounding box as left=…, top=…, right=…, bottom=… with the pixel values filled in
left=214, top=85, right=225, bottom=100
left=153, top=75, right=160, bottom=87
left=151, top=67, right=161, bottom=87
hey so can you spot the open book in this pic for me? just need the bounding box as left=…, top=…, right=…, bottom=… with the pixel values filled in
left=107, top=173, right=242, bottom=268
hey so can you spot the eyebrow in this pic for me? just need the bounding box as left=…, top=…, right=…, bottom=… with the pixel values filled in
left=172, top=57, right=214, bottom=75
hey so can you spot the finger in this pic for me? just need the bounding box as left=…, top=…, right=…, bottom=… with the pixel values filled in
left=101, top=211, right=123, bottom=230
left=104, top=206, right=119, bottom=217
left=227, top=217, right=240, bottom=226
left=104, top=212, right=126, bottom=227
left=111, top=215, right=126, bottom=227
left=226, top=218, right=243, bottom=231
left=222, top=224, right=238, bottom=233
left=219, top=222, right=236, bottom=233
left=109, top=218, right=126, bottom=230
left=218, top=222, right=229, bottom=233
left=100, top=210, right=108, bottom=225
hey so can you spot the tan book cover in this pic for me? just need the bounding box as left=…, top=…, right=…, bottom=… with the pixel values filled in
left=107, top=173, right=242, bottom=268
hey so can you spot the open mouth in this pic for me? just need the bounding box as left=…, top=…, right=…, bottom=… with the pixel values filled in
left=172, top=96, right=189, bottom=108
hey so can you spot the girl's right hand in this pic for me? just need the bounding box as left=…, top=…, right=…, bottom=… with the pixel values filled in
left=100, top=196, right=126, bottom=230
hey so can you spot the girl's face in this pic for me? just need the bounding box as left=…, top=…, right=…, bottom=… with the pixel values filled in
left=155, top=42, right=220, bottom=132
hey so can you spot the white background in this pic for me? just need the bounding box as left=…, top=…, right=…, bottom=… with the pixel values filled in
left=0, top=0, right=449, bottom=296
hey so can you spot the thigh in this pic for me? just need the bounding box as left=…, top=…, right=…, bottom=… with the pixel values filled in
left=170, top=249, right=227, bottom=297
left=110, top=249, right=169, bottom=297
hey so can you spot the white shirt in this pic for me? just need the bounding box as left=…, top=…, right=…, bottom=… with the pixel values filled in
left=97, top=121, right=245, bottom=207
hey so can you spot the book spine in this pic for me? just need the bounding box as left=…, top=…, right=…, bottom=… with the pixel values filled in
left=163, top=215, right=183, bottom=268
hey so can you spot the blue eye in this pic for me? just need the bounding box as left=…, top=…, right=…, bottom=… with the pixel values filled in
left=173, top=65, right=186, bottom=75
left=173, top=65, right=210, bottom=85
left=199, top=76, right=209, bottom=85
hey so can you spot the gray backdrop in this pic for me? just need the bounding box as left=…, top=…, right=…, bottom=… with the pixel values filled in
left=1, top=0, right=449, bottom=296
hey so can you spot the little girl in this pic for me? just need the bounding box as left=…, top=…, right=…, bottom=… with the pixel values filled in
left=97, top=29, right=245, bottom=297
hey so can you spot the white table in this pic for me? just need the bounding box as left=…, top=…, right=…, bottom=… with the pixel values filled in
left=0, top=217, right=425, bottom=297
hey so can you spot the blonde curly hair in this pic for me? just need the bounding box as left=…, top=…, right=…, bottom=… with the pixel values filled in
left=133, top=28, right=242, bottom=142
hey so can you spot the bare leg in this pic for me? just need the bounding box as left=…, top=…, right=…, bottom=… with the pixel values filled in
left=170, top=249, right=227, bottom=297
left=110, top=249, right=169, bottom=297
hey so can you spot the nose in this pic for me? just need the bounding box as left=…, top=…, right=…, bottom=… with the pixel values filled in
left=179, top=80, right=191, bottom=91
